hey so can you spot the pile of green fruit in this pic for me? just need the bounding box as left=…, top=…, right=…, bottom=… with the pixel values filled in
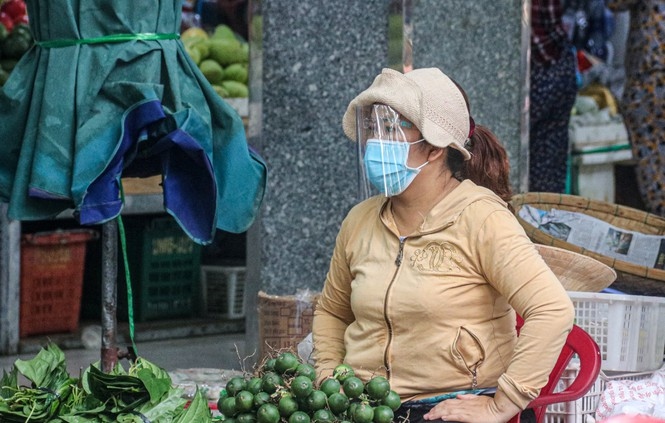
left=217, top=351, right=402, bottom=423
left=182, top=24, right=249, bottom=99
left=0, top=23, right=32, bottom=87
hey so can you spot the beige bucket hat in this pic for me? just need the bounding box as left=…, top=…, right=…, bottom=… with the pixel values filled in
left=342, top=68, right=472, bottom=160
left=535, top=244, right=617, bottom=292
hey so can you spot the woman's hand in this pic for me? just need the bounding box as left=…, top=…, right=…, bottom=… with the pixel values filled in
left=423, top=392, right=521, bottom=423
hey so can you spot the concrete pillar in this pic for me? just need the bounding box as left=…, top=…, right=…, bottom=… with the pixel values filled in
left=412, top=0, right=530, bottom=191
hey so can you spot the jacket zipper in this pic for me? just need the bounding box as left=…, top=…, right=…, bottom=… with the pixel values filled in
left=394, top=237, right=406, bottom=266
left=384, top=237, right=406, bottom=379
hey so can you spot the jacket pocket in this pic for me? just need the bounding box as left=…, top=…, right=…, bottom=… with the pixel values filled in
left=451, top=326, right=486, bottom=387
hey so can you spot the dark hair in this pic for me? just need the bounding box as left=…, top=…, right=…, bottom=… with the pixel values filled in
left=446, top=79, right=513, bottom=203
left=447, top=126, right=513, bottom=203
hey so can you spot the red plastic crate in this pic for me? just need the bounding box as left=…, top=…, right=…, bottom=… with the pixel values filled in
left=19, top=229, right=97, bottom=337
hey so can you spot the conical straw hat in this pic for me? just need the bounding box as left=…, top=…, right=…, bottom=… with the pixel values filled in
left=535, top=244, right=617, bottom=292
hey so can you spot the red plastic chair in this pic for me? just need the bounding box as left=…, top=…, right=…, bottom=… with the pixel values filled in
left=508, top=317, right=602, bottom=423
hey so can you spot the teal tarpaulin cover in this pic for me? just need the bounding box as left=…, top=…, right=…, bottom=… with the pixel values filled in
left=0, top=0, right=266, bottom=245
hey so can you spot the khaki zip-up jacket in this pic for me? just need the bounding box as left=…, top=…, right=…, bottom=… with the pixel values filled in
left=312, top=180, right=574, bottom=409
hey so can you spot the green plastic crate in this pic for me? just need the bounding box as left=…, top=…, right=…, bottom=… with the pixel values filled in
left=124, top=216, right=201, bottom=322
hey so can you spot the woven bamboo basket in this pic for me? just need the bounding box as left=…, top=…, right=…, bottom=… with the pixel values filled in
left=511, top=192, right=665, bottom=296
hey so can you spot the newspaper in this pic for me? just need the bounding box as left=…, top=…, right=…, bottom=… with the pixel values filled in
left=519, top=205, right=665, bottom=269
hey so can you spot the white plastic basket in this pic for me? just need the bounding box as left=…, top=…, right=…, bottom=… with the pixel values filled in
left=200, top=265, right=246, bottom=319
left=544, top=360, right=654, bottom=423
left=568, top=291, right=665, bottom=372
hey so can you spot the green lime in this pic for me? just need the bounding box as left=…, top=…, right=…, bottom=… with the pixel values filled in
left=263, top=358, right=277, bottom=372
left=216, top=389, right=229, bottom=411
left=380, top=390, right=401, bottom=411
left=327, top=392, right=350, bottom=416
left=305, top=389, right=328, bottom=411
left=372, top=405, right=394, bottom=423
left=236, top=412, right=257, bottom=423
left=247, top=376, right=264, bottom=394
left=253, top=391, right=271, bottom=409
left=262, top=372, right=284, bottom=394
left=313, top=408, right=334, bottom=422
left=257, top=403, right=281, bottom=423
left=348, top=402, right=359, bottom=418
left=319, top=378, right=341, bottom=397
left=278, top=395, right=299, bottom=417
left=275, top=352, right=300, bottom=375
left=291, top=375, right=314, bottom=398
left=289, top=410, right=311, bottom=423
left=333, top=364, right=355, bottom=382
left=219, top=396, right=238, bottom=417
left=235, top=390, right=254, bottom=413
left=353, top=402, right=375, bottom=423
left=226, top=376, right=248, bottom=396
left=296, top=363, right=318, bottom=381
left=365, top=376, right=390, bottom=400
left=342, top=376, right=364, bottom=399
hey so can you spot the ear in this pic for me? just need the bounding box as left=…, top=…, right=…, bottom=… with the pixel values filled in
left=428, top=147, right=445, bottom=162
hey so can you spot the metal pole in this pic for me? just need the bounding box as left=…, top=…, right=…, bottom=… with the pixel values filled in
left=101, top=219, right=119, bottom=372
left=0, top=203, right=20, bottom=355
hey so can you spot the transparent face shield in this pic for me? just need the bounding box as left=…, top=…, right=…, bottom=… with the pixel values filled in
left=356, top=104, right=427, bottom=199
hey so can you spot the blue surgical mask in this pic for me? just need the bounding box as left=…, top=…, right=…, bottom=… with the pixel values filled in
left=363, top=138, right=428, bottom=197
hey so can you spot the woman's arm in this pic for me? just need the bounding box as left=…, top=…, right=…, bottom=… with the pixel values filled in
left=476, top=208, right=575, bottom=410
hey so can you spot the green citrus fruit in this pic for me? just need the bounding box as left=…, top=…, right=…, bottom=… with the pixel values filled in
left=275, top=352, right=300, bottom=375
left=353, top=402, right=375, bottom=423
left=348, top=402, right=359, bottom=418
left=216, top=389, right=229, bottom=410
left=247, top=377, right=264, bottom=394
left=305, top=389, right=328, bottom=411
left=257, top=404, right=281, bottom=423
left=253, top=391, right=271, bottom=409
left=226, top=376, right=248, bottom=397
left=313, top=408, right=335, bottom=422
left=236, top=412, right=257, bottom=423
left=289, top=410, right=311, bottom=423
left=380, top=390, right=401, bottom=411
left=327, top=392, right=350, bottom=415
left=263, top=358, right=277, bottom=372
left=365, top=376, right=391, bottom=400
left=262, top=372, right=284, bottom=394
left=278, top=395, right=300, bottom=417
left=235, top=390, right=254, bottom=413
left=219, top=396, right=238, bottom=417
left=372, top=405, right=394, bottom=423
left=296, top=363, right=318, bottom=381
left=342, top=376, right=364, bottom=399
left=225, top=419, right=238, bottom=423
left=333, top=364, right=355, bottom=382
left=291, top=375, right=314, bottom=398
left=319, top=378, right=341, bottom=397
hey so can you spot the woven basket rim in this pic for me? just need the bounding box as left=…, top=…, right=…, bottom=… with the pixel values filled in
left=511, top=192, right=665, bottom=282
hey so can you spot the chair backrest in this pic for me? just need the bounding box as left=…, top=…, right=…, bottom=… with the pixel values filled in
left=509, top=318, right=602, bottom=423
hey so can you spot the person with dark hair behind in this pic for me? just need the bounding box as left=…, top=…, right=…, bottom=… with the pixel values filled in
left=312, top=68, right=574, bottom=423
left=529, top=0, right=578, bottom=193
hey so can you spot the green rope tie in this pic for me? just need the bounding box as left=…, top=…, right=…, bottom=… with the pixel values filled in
left=118, top=183, right=139, bottom=356
left=36, top=32, right=180, bottom=48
